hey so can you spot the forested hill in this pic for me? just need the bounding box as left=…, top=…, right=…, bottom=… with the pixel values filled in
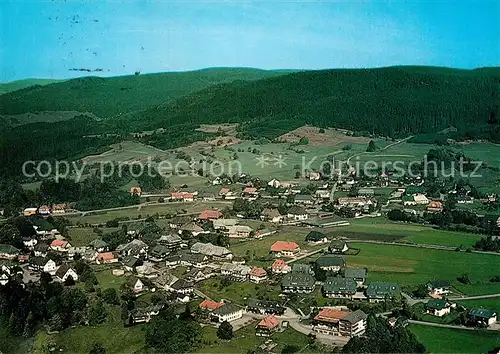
left=0, top=68, right=294, bottom=118
left=122, top=66, right=500, bottom=139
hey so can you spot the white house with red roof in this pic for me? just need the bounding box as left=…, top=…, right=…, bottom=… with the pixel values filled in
left=199, top=210, right=223, bottom=220
left=256, top=315, right=280, bottom=336
left=249, top=267, right=268, bottom=283
left=271, top=259, right=292, bottom=274
left=50, top=239, right=71, bottom=252
left=270, top=241, right=300, bottom=257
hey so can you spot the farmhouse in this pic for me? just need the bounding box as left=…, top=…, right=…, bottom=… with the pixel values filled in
left=305, top=230, right=328, bottom=244
left=256, top=316, right=280, bottom=337
left=122, top=256, right=139, bottom=272
left=95, top=252, right=118, bottom=264
left=270, top=241, right=300, bottom=258
left=169, top=279, right=194, bottom=297
left=90, top=239, right=109, bottom=253
left=322, top=277, right=357, bottom=299
left=199, top=299, right=223, bottom=312
left=179, top=222, right=205, bottom=237
left=157, top=234, right=183, bottom=252
left=212, top=219, right=238, bottom=229
left=425, top=299, right=452, bottom=317
left=242, top=187, right=258, bottom=197
left=427, top=279, right=451, bottom=296
left=198, top=210, right=223, bottom=220
left=261, top=208, right=283, bottom=223
left=457, top=196, right=474, bottom=204
left=328, top=240, right=349, bottom=254
left=55, top=264, right=78, bottom=283
left=38, top=205, right=51, bottom=215
left=427, top=201, right=444, bottom=212
left=211, top=303, right=244, bottom=323
left=405, top=194, right=429, bottom=206
left=287, top=206, right=308, bottom=221
left=366, top=282, right=400, bottom=302
left=226, top=225, right=253, bottom=238
left=468, top=308, right=497, bottom=327
left=0, top=244, right=20, bottom=260
left=149, top=245, right=170, bottom=261
left=52, top=204, right=70, bottom=214
left=127, top=277, right=146, bottom=294
left=281, top=264, right=315, bottom=293
left=116, top=239, right=148, bottom=257
left=191, top=242, right=232, bottom=260
left=168, top=215, right=192, bottom=229
left=248, top=267, right=267, bottom=283
left=315, top=189, right=331, bottom=199
left=337, top=197, right=369, bottom=208
left=23, top=207, right=38, bottom=216
left=34, top=242, right=49, bottom=257
left=130, top=186, right=142, bottom=196
left=171, top=192, right=194, bottom=202
left=129, top=305, right=162, bottom=324
left=302, top=216, right=350, bottom=228
left=271, top=259, right=291, bottom=274
left=313, top=308, right=367, bottom=337
left=220, top=263, right=251, bottom=280
left=268, top=179, right=281, bottom=188
left=358, top=188, right=374, bottom=197
left=315, top=255, right=345, bottom=272
left=186, top=268, right=212, bottom=283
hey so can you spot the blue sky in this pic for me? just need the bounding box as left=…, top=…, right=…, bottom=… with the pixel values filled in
left=1, top=0, right=499, bottom=81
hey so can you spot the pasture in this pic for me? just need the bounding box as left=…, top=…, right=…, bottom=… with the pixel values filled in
left=409, top=325, right=499, bottom=353
left=344, top=243, right=500, bottom=293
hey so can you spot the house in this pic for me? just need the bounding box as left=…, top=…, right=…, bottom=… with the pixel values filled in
left=38, top=205, right=51, bottom=215
left=271, top=259, right=291, bottom=274
left=168, top=215, right=192, bottom=229
left=52, top=203, right=69, bottom=214
left=29, top=257, right=57, bottom=274
left=157, top=234, right=183, bottom=252
left=212, top=219, right=238, bottom=230
left=186, top=268, right=211, bottom=283
left=50, top=239, right=71, bottom=252
left=179, top=252, right=208, bottom=268
left=328, top=240, right=349, bottom=254
left=315, top=189, right=331, bottom=199
left=95, top=252, right=118, bottom=264
left=34, top=242, right=49, bottom=257
left=242, top=187, right=258, bottom=196
left=169, top=279, right=194, bottom=296
left=358, top=188, right=375, bottom=197
left=457, top=195, right=474, bottom=204
left=302, top=216, right=350, bottom=228
left=149, top=245, right=170, bottom=261
left=198, top=210, right=223, bottom=220
left=0, top=244, right=20, bottom=260
left=211, top=303, right=244, bottom=323
left=219, top=187, right=230, bottom=196
left=261, top=208, right=283, bottom=223
left=294, top=194, right=314, bottom=205
left=249, top=267, right=267, bottom=283
left=281, top=264, right=315, bottom=294
left=23, top=207, right=38, bottom=216
left=287, top=206, right=308, bottom=221
left=256, top=316, right=280, bottom=337
left=122, top=256, right=140, bottom=272
left=201, top=192, right=216, bottom=201
left=323, top=277, right=357, bottom=299
left=315, top=255, right=345, bottom=272
left=116, top=239, right=148, bottom=258
left=90, top=239, right=109, bottom=253
left=153, top=273, right=178, bottom=291
left=55, top=264, right=78, bottom=282
left=18, top=255, right=30, bottom=263
left=337, top=197, right=369, bottom=208
left=305, top=231, right=328, bottom=244
left=468, top=308, right=497, bottom=327
left=68, top=246, right=89, bottom=260
left=313, top=308, right=367, bottom=337
left=254, top=228, right=277, bottom=238
left=199, top=299, right=224, bottom=312
left=136, top=262, right=159, bottom=279
left=413, top=194, right=429, bottom=205
left=226, top=225, right=253, bottom=238
left=130, top=186, right=142, bottom=196
left=171, top=192, right=194, bottom=202
left=425, top=299, right=452, bottom=317
left=130, top=305, right=163, bottom=324
left=309, top=172, right=321, bottom=181
left=191, top=242, right=232, bottom=260
left=366, top=282, right=400, bottom=302
left=220, top=263, right=251, bottom=280
left=341, top=268, right=367, bottom=287
left=127, top=277, right=146, bottom=294
left=179, top=222, right=205, bottom=237
left=270, top=241, right=300, bottom=258
left=247, top=299, right=285, bottom=315
left=427, top=201, right=444, bottom=212
left=427, top=280, right=451, bottom=296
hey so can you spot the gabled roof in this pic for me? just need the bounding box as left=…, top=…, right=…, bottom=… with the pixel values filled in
left=199, top=210, right=223, bottom=220
left=426, top=299, right=449, bottom=310
left=287, top=206, right=306, bottom=215
left=469, top=308, right=497, bottom=319
left=262, top=208, right=281, bottom=218
left=158, top=234, right=182, bottom=244
left=29, top=256, right=52, bottom=266
left=249, top=267, right=267, bottom=277
left=199, top=299, right=223, bottom=311
left=329, top=240, right=348, bottom=249
left=50, top=239, right=68, bottom=248
left=212, top=303, right=241, bottom=316
left=342, top=309, right=368, bottom=324
left=323, top=277, right=357, bottom=294
left=314, top=308, right=349, bottom=323
left=306, top=230, right=327, bottom=241
left=366, top=282, right=400, bottom=297
left=122, top=256, right=139, bottom=268
left=427, top=279, right=450, bottom=288
left=342, top=268, right=367, bottom=279
left=270, top=241, right=299, bottom=252
left=281, top=264, right=315, bottom=288
left=271, top=259, right=289, bottom=270
left=55, top=264, right=73, bottom=278
left=90, top=239, right=108, bottom=249
left=96, top=252, right=116, bottom=261
left=315, top=254, right=345, bottom=268
left=295, top=194, right=314, bottom=201
left=170, top=279, right=193, bottom=290
left=191, top=242, right=231, bottom=257
left=257, top=315, right=280, bottom=330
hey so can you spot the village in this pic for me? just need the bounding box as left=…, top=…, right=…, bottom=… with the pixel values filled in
left=1, top=165, right=499, bottom=352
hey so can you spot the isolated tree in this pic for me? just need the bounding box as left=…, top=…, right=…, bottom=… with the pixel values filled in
left=217, top=320, right=233, bottom=340
left=366, top=140, right=377, bottom=152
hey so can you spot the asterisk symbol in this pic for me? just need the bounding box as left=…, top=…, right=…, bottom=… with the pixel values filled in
left=255, top=155, right=270, bottom=168
left=273, top=154, right=287, bottom=168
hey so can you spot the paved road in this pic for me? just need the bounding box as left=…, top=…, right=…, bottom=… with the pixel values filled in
left=287, top=247, right=327, bottom=264
left=351, top=239, right=500, bottom=256
left=403, top=292, right=500, bottom=306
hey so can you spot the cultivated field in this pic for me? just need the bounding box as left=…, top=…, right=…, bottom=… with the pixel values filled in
left=80, top=140, right=165, bottom=164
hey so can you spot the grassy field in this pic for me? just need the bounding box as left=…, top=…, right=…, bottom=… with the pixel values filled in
left=30, top=307, right=146, bottom=354
left=409, top=324, right=500, bottom=353
left=94, top=267, right=129, bottom=290
left=344, top=243, right=500, bottom=292
left=197, top=320, right=314, bottom=354
left=198, top=277, right=281, bottom=305
left=331, top=218, right=483, bottom=247
left=457, top=297, right=500, bottom=314
left=67, top=227, right=120, bottom=246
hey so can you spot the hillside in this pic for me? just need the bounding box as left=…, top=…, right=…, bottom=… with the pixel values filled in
left=0, top=78, right=63, bottom=94
left=122, top=66, right=500, bottom=142
left=0, top=68, right=294, bottom=118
